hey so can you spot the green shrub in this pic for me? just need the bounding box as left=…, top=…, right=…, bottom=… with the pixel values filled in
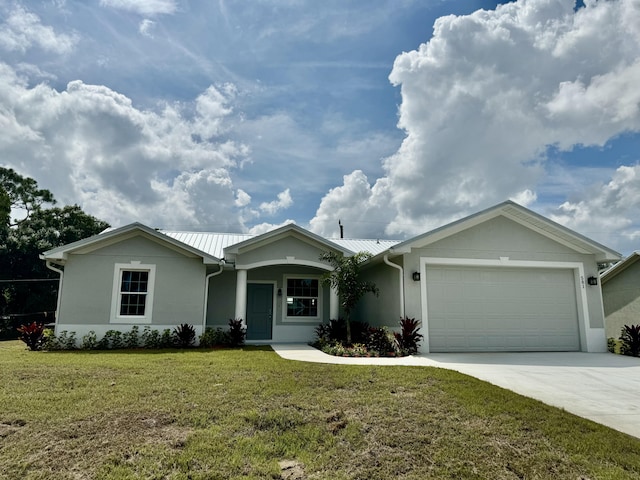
left=141, top=326, right=161, bottom=349
left=228, top=318, right=246, bottom=347
left=173, top=324, right=196, bottom=348
left=56, top=330, right=77, bottom=350
left=199, top=327, right=231, bottom=348
left=42, top=328, right=60, bottom=350
left=366, top=326, right=395, bottom=355
left=160, top=329, right=173, bottom=348
left=99, top=330, right=123, bottom=350
left=607, top=337, right=617, bottom=354
left=620, top=324, right=640, bottom=357
left=81, top=331, right=99, bottom=350
left=123, top=326, right=139, bottom=349
left=17, top=322, right=45, bottom=351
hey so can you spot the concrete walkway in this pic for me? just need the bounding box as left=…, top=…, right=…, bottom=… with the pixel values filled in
left=272, top=344, right=640, bottom=439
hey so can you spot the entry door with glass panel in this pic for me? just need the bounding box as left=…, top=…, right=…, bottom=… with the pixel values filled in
left=246, top=283, right=273, bottom=340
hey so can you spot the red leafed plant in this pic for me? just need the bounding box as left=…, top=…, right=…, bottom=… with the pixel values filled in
left=17, top=322, right=45, bottom=351
left=394, top=317, right=423, bottom=355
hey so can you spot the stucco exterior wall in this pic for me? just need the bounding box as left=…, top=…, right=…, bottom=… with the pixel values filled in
left=398, top=216, right=605, bottom=333
left=206, top=265, right=331, bottom=331
left=56, top=235, right=206, bottom=336
left=235, top=236, right=331, bottom=267
left=354, top=259, right=402, bottom=328
left=603, top=265, right=640, bottom=339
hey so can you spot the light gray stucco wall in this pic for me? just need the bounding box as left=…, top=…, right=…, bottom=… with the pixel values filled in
left=206, top=265, right=331, bottom=330
left=236, top=236, right=331, bottom=267
left=603, top=265, right=640, bottom=339
left=354, top=259, right=402, bottom=328
left=57, top=235, right=206, bottom=329
left=400, top=216, right=605, bottom=329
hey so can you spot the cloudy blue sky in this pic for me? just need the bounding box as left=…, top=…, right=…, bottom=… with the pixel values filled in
left=1, top=0, right=640, bottom=255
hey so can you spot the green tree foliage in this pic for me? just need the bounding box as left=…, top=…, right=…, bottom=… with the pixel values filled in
left=319, top=251, right=379, bottom=344
left=0, top=169, right=108, bottom=334
left=0, top=167, right=56, bottom=226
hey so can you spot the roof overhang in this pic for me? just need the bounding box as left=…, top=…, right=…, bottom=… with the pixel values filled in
left=40, top=222, right=222, bottom=265
left=223, top=223, right=354, bottom=259
left=601, top=251, right=640, bottom=284
left=375, top=201, right=622, bottom=263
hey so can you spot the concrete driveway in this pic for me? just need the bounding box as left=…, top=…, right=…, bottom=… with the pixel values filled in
left=272, top=344, right=640, bottom=439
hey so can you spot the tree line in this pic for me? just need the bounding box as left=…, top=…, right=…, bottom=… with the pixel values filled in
left=1, top=168, right=109, bottom=338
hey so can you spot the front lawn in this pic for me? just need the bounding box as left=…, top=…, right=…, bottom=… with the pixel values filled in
left=1, top=340, right=639, bottom=479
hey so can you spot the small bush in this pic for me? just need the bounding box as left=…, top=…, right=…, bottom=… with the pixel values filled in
left=42, top=328, right=59, bottom=350
left=81, top=331, right=99, bottom=350
left=228, top=318, right=246, bottom=347
left=394, top=317, right=423, bottom=355
left=123, top=326, right=139, bottom=349
left=56, top=330, right=77, bottom=350
left=17, top=322, right=45, bottom=351
left=366, top=326, right=396, bottom=355
left=173, top=324, right=196, bottom=348
left=620, top=324, right=640, bottom=357
left=141, top=326, right=161, bottom=349
left=199, top=327, right=231, bottom=348
left=160, top=329, right=173, bottom=348
left=607, top=337, right=617, bottom=354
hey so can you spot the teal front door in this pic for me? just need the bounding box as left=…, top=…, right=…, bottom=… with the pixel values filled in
left=246, top=283, right=273, bottom=340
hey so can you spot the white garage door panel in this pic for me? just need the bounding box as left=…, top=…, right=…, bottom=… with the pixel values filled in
left=426, top=266, right=580, bottom=352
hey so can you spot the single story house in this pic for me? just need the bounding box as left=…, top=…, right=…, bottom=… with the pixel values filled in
left=41, top=201, right=621, bottom=353
left=601, top=252, right=640, bottom=340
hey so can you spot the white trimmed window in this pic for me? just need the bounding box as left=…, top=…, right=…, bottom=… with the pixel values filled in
left=283, top=276, right=321, bottom=322
left=110, top=262, right=156, bottom=324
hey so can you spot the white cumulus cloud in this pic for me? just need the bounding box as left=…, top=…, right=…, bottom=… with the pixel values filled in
left=0, top=6, right=77, bottom=54
left=310, top=0, right=640, bottom=251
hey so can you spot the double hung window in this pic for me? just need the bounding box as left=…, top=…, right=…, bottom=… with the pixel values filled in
left=111, top=263, right=155, bottom=323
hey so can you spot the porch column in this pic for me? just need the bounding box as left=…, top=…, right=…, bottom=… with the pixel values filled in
left=235, top=269, right=247, bottom=327
left=329, top=286, right=339, bottom=320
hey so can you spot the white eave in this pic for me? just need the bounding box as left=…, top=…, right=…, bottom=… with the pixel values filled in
left=41, top=222, right=222, bottom=265
left=375, top=201, right=622, bottom=263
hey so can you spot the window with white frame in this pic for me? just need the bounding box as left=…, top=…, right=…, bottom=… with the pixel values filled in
left=111, top=262, right=155, bottom=323
left=285, top=277, right=320, bottom=320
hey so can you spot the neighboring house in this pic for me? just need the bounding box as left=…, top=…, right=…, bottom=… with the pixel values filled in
left=601, top=252, right=640, bottom=340
left=41, top=201, right=620, bottom=353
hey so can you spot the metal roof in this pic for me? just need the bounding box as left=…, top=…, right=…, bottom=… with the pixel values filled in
left=161, top=230, right=400, bottom=258
left=329, top=238, right=401, bottom=257
left=162, top=231, right=254, bottom=259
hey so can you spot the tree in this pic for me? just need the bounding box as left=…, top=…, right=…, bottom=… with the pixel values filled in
left=0, top=170, right=108, bottom=334
left=319, top=251, right=379, bottom=344
left=0, top=167, right=55, bottom=226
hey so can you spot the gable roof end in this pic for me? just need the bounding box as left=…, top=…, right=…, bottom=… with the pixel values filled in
left=384, top=200, right=621, bottom=263
left=223, top=223, right=355, bottom=257
left=601, top=251, right=640, bottom=284
left=40, top=222, right=222, bottom=265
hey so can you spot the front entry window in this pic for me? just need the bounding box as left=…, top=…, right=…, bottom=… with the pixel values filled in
left=286, top=278, right=319, bottom=318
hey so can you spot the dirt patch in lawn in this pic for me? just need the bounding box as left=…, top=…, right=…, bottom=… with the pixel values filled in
left=9, top=412, right=192, bottom=479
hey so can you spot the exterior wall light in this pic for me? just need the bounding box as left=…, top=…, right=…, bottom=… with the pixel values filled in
left=412, top=272, right=421, bottom=282
left=277, top=288, right=283, bottom=297
left=587, top=276, right=598, bottom=286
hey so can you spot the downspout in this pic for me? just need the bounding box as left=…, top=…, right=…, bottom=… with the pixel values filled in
left=45, top=261, right=64, bottom=327
left=383, top=254, right=405, bottom=319
left=203, top=263, right=225, bottom=328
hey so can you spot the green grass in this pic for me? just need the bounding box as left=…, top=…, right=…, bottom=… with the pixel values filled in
left=1, top=341, right=640, bottom=479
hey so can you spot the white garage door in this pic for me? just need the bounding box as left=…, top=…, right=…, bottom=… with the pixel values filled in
left=426, top=265, right=581, bottom=352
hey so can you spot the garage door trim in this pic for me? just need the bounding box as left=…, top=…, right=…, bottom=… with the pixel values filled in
left=419, top=257, right=590, bottom=354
